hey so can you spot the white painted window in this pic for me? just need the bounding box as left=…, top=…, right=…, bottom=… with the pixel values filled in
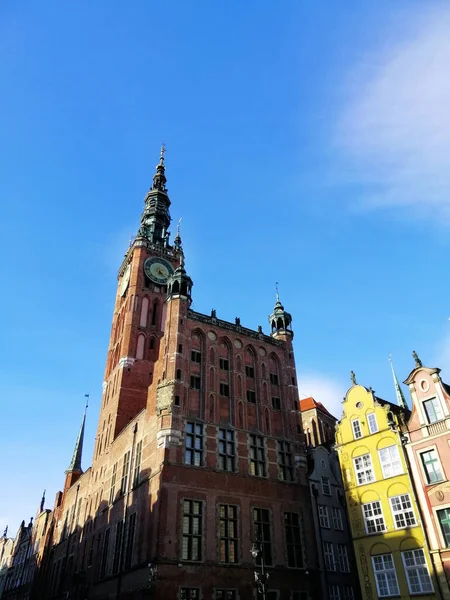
left=323, top=542, right=336, bottom=571
left=423, top=397, right=443, bottom=424
left=402, top=549, right=433, bottom=594
left=318, top=505, right=329, bottom=528
left=321, top=477, right=331, bottom=496
left=362, top=501, right=386, bottom=534
left=367, top=413, right=378, bottom=434
left=328, top=584, right=340, bottom=600
left=354, top=454, right=375, bottom=485
left=332, top=507, right=343, bottom=530
left=337, top=544, right=350, bottom=572
left=372, top=553, right=400, bottom=597
left=351, top=419, right=362, bottom=440
left=342, top=587, right=354, bottom=600
left=389, top=494, right=416, bottom=529
left=378, top=445, right=403, bottom=478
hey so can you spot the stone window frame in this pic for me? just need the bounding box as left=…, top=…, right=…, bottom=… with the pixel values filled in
left=389, top=493, right=417, bottom=529
left=217, top=503, right=240, bottom=565
left=418, top=444, right=445, bottom=485
left=217, top=427, right=237, bottom=473
left=184, top=421, right=205, bottom=467
left=248, top=434, right=267, bottom=478
left=180, top=498, right=205, bottom=563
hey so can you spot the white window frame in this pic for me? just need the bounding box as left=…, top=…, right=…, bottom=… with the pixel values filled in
left=353, top=454, right=375, bottom=486
left=342, top=587, right=354, bottom=600
left=402, top=549, right=434, bottom=595
left=362, top=501, right=386, bottom=534
left=422, top=396, right=444, bottom=424
left=367, top=412, right=378, bottom=434
left=337, top=544, right=350, bottom=572
left=372, top=553, right=400, bottom=597
left=321, top=477, right=331, bottom=496
left=331, top=506, right=343, bottom=530
left=419, top=446, right=445, bottom=485
left=318, top=505, right=330, bottom=528
left=323, top=541, right=336, bottom=571
left=378, top=445, right=403, bottom=479
left=389, top=494, right=416, bottom=529
left=351, top=419, right=362, bottom=440
left=328, top=584, right=340, bottom=600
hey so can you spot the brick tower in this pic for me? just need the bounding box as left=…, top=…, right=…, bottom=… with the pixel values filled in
left=39, top=151, right=319, bottom=600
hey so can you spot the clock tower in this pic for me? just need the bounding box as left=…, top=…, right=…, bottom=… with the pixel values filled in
left=94, top=148, right=182, bottom=456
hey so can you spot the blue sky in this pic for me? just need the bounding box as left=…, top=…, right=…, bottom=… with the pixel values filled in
left=1, top=0, right=450, bottom=535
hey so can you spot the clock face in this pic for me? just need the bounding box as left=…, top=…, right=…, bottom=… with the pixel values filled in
left=119, top=264, right=131, bottom=296
left=144, top=257, right=174, bottom=284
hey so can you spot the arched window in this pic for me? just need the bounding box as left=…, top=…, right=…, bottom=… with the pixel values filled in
left=140, top=297, right=149, bottom=327
left=149, top=337, right=155, bottom=350
left=151, top=300, right=158, bottom=326
left=136, top=334, right=145, bottom=360
left=210, top=367, right=215, bottom=390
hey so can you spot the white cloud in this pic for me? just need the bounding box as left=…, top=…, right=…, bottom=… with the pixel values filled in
left=297, top=372, right=346, bottom=422
left=336, top=6, right=450, bottom=221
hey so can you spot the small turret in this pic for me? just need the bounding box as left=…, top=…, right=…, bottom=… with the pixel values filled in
left=167, top=255, right=193, bottom=304
left=269, top=288, right=293, bottom=338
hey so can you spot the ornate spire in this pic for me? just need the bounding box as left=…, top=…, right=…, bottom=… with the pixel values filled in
left=39, top=490, right=46, bottom=513
left=66, top=398, right=88, bottom=474
left=412, top=350, right=423, bottom=368
left=151, top=144, right=167, bottom=192
left=389, top=356, right=408, bottom=410
left=2, top=526, right=7, bottom=538
left=350, top=371, right=357, bottom=386
left=269, top=286, right=293, bottom=338
left=167, top=254, right=193, bottom=304
left=174, top=217, right=183, bottom=250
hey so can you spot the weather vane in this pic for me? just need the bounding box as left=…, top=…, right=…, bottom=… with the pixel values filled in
left=160, top=142, right=166, bottom=160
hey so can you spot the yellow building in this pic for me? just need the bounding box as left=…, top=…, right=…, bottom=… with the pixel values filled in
left=335, top=382, right=438, bottom=600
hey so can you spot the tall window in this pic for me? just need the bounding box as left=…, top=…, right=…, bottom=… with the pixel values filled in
left=246, top=390, right=256, bottom=403
left=438, top=508, right=450, bottom=546
left=367, top=413, right=378, bottom=434
left=372, top=554, right=400, bottom=597
left=191, top=350, right=201, bottom=363
left=120, top=451, right=130, bottom=494
left=123, top=513, right=136, bottom=569
left=402, top=549, right=433, bottom=594
left=284, top=512, right=303, bottom=568
left=133, top=440, right=142, bottom=487
left=354, top=454, right=375, bottom=485
left=342, top=587, right=355, bottom=600
left=218, top=429, right=235, bottom=472
left=323, top=542, right=335, bottom=571
left=277, top=441, right=294, bottom=482
left=219, top=505, right=238, bottom=563
left=219, top=358, right=229, bottom=371
left=185, top=422, right=203, bottom=466
left=249, top=435, right=266, bottom=477
left=252, top=508, right=272, bottom=566
left=99, top=528, right=110, bottom=579
left=351, top=419, right=362, bottom=439
left=272, top=396, right=281, bottom=410
left=182, top=500, right=202, bottom=561
left=378, top=445, right=403, bottom=478
left=269, top=373, right=279, bottom=385
left=245, top=365, right=255, bottom=378
left=112, top=520, right=124, bottom=574
left=390, top=494, right=416, bottom=529
left=318, top=505, right=330, bottom=528
left=220, top=382, right=230, bottom=397
left=423, top=397, right=443, bottom=424
left=109, top=463, right=118, bottom=504
left=337, top=544, right=350, bottom=572
left=328, top=585, right=340, bottom=600
left=190, top=375, right=201, bottom=390
left=332, top=507, right=343, bottom=530
left=362, top=501, right=386, bottom=534
left=421, top=449, right=444, bottom=483
left=321, top=476, right=331, bottom=495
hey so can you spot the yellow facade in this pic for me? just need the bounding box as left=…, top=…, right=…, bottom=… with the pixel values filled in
left=336, top=384, right=437, bottom=600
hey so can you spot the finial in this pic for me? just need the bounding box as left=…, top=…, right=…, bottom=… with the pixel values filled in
left=350, top=370, right=357, bottom=385
left=160, top=142, right=166, bottom=163
left=412, top=350, right=423, bottom=368
left=177, top=217, right=182, bottom=237
left=84, top=393, right=89, bottom=412
left=2, top=526, right=7, bottom=538
left=40, top=489, right=46, bottom=513
left=389, top=354, right=409, bottom=410
left=275, top=281, right=280, bottom=302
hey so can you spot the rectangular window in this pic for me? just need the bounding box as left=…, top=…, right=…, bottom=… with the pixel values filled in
left=272, top=397, right=281, bottom=410
left=270, top=373, right=279, bottom=385
left=372, top=554, right=400, bottom=597
left=378, top=445, right=403, bottom=478
left=182, top=500, right=202, bottom=561
left=421, top=449, right=444, bottom=483
left=180, top=589, right=200, bottom=600
left=252, top=508, right=272, bottom=566
left=219, top=358, right=229, bottom=371
left=390, top=494, right=416, bottom=529
left=218, top=429, right=235, bottom=471
left=354, top=454, right=375, bottom=485
left=323, top=541, right=335, bottom=571
left=220, top=382, right=230, bottom=397
left=109, top=463, right=118, bottom=504
left=176, top=368, right=182, bottom=379
left=249, top=435, right=266, bottom=476
left=321, top=476, right=331, bottom=495
left=337, top=544, right=350, bottom=572
left=318, top=505, right=330, bottom=528
left=112, top=520, right=124, bottom=574
left=219, top=504, right=238, bottom=563
left=190, top=375, right=201, bottom=390
left=284, top=512, right=303, bottom=568
left=123, top=512, right=136, bottom=570
left=133, top=440, right=142, bottom=487
left=99, top=528, right=110, bottom=579
left=363, top=501, right=386, bottom=534
left=328, top=585, right=340, bottom=600
left=120, top=451, right=130, bottom=494
left=245, top=365, right=255, bottom=378
left=342, top=587, right=354, bottom=600
left=438, top=508, right=450, bottom=546
left=402, top=549, right=433, bottom=594
left=332, top=507, right=343, bottom=530
left=277, top=440, right=294, bottom=482
left=246, top=389, right=256, bottom=403
left=191, top=350, right=201, bottom=363
left=351, top=419, right=362, bottom=439
left=216, top=591, right=236, bottom=600
left=185, top=422, right=203, bottom=466
left=367, top=413, right=378, bottom=434
left=423, top=397, right=443, bottom=424
left=178, top=343, right=183, bottom=353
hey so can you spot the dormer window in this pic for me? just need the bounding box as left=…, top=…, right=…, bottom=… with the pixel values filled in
left=351, top=419, right=362, bottom=440
left=423, top=397, right=443, bottom=424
